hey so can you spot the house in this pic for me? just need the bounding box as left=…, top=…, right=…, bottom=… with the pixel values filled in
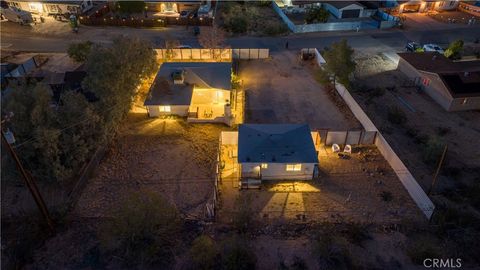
left=6, top=0, right=93, bottom=15
left=144, top=62, right=235, bottom=125
left=397, top=52, right=480, bottom=111
left=143, top=0, right=211, bottom=17
left=395, top=0, right=459, bottom=13
left=222, top=124, right=319, bottom=182
left=323, top=1, right=367, bottom=18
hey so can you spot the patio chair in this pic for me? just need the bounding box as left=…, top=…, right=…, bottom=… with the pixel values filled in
left=332, top=144, right=340, bottom=153
left=344, top=144, right=352, bottom=154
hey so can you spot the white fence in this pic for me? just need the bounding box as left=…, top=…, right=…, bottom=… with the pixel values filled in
left=334, top=83, right=435, bottom=219
left=155, top=48, right=269, bottom=62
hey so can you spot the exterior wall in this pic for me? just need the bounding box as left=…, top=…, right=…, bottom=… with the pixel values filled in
left=324, top=3, right=341, bottom=18
left=450, top=96, right=480, bottom=111
left=435, top=0, right=459, bottom=11
left=397, top=58, right=453, bottom=110
left=7, top=0, right=92, bottom=14
left=146, top=105, right=189, bottom=117
left=241, top=162, right=316, bottom=181
left=146, top=1, right=200, bottom=13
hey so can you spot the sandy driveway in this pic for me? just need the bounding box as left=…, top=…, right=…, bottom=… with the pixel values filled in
left=239, top=51, right=361, bottom=130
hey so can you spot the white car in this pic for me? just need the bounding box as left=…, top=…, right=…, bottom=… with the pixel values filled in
left=423, top=44, right=445, bottom=54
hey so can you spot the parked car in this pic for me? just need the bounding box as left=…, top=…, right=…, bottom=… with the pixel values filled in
left=405, top=42, right=421, bottom=52
left=423, top=44, right=445, bottom=54
left=177, top=45, right=192, bottom=49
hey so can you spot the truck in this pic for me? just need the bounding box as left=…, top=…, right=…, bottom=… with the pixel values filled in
left=0, top=6, right=33, bottom=25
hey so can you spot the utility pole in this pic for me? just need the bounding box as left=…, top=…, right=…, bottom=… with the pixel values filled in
left=1, top=129, right=55, bottom=232
left=428, top=144, right=448, bottom=195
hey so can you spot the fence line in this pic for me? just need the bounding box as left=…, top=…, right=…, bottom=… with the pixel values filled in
left=334, top=82, right=435, bottom=219
left=155, top=48, right=269, bottom=62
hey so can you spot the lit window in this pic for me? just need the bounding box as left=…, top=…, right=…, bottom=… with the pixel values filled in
left=159, top=106, right=171, bottom=112
left=462, top=98, right=468, bottom=105
left=286, top=164, right=302, bottom=171
left=261, top=163, right=268, bottom=169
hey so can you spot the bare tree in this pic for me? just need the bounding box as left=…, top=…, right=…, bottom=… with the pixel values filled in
left=198, top=24, right=229, bottom=60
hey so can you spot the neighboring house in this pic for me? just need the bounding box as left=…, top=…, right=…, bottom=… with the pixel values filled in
left=323, top=1, right=368, bottom=18
left=6, top=0, right=93, bottom=15
left=144, top=0, right=211, bottom=17
left=144, top=62, right=235, bottom=125
left=237, top=124, right=319, bottom=181
left=397, top=52, right=480, bottom=111
left=395, top=0, right=459, bottom=13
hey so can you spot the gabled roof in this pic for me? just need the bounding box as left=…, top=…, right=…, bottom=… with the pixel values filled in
left=325, top=1, right=365, bottom=9
left=238, top=124, right=318, bottom=164
left=398, top=52, right=480, bottom=98
left=144, top=62, right=231, bottom=106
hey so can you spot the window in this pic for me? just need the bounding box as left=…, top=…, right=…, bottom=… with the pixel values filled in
left=261, top=163, right=268, bottom=169
left=159, top=106, right=171, bottom=112
left=286, top=164, right=302, bottom=171
left=462, top=98, right=468, bottom=105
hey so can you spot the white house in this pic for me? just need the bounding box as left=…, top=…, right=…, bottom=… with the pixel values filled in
left=6, top=0, right=93, bottom=15
left=221, top=124, right=319, bottom=182
left=144, top=62, right=235, bottom=125
left=323, top=1, right=367, bottom=18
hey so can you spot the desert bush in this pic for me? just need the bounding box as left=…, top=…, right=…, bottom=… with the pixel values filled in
left=407, top=234, right=442, bottom=265
left=226, top=16, right=248, bottom=33
left=263, top=21, right=289, bottom=36
left=314, top=69, right=331, bottom=85
left=367, top=87, right=385, bottom=99
left=99, top=191, right=181, bottom=268
left=312, top=231, right=352, bottom=270
left=342, top=223, right=371, bottom=247
left=405, top=127, right=418, bottom=138
left=436, top=126, right=451, bottom=136
left=422, top=137, right=444, bottom=165
left=190, top=235, right=219, bottom=270
left=379, top=191, right=393, bottom=202
left=444, top=40, right=464, bottom=59
left=387, top=106, right=407, bottom=125
left=221, top=236, right=257, bottom=270
left=67, top=41, right=93, bottom=62
left=291, top=256, right=308, bottom=270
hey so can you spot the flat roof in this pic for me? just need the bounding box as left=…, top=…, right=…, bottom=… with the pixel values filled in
left=238, top=124, right=318, bottom=164
left=144, top=62, right=231, bottom=106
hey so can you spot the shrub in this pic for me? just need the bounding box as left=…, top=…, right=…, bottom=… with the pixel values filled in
left=233, top=195, right=254, bottom=233
left=436, top=126, right=451, bottom=136
left=67, top=41, right=93, bottom=62
left=444, top=40, right=464, bottom=59
left=342, top=223, right=371, bottom=246
left=99, top=191, right=181, bottom=268
left=387, top=106, right=407, bottom=125
left=291, top=256, right=308, bottom=270
left=422, top=137, right=444, bottom=165
left=263, top=21, right=289, bottom=36
left=407, top=234, right=442, bottom=265
left=367, top=87, right=385, bottom=99
left=226, top=16, right=248, bottom=33
left=190, top=235, right=219, bottom=270
left=379, top=191, right=393, bottom=202
left=221, top=236, right=257, bottom=270
left=312, top=231, right=352, bottom=270
left=314, top=69, right=331, bottom=85
left=305, top=7, right=330, bottom=24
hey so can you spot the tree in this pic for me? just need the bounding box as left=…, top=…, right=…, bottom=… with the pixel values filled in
left=305, top=7, right=330, bottom=24
left=198, top=24, right=228, bottom=60
left=116, top=0, right=145, bottom=13
left=190, top=235, right=219, bottom=270
left=67, top=41, right=93, bottom=62
left=322, top=40, right=356, bottom=87
left=99, top=191, right=181, bottom=268
left=444, top=40, right=464, bottom=59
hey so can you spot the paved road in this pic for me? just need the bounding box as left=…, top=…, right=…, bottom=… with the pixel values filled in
left=2, top=20, right=480, bottom=54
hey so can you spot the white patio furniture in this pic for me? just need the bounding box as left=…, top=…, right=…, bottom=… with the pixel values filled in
left=332, top=144, right=340, bottom=153
left=344, top=144, right=352, bottom=154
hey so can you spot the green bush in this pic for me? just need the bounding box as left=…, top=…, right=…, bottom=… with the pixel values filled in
left=226, top=16, right=248, bottom=33
left=190, top=235, right=219, bottom=270
left=444, top=40, right=464, bottom=59
left=422, top=137, right=444, bottom=165
left=379, top=191, right=393, bottom=202
left=99, top=191, right=181, bottom=268
left=263, top=21, right=289, bottom=36
left=314, top=69, right=331, bottom=85
left=67, top=41, right=93, bottom=62
left=387, top=106, right=407, bottom=125
left=342, top=223, right=371, bottom=247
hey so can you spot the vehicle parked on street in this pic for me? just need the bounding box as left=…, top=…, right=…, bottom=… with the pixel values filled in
left=423, top=44, right=445, bottom=54
left=405, top=42, right=421, bottom=52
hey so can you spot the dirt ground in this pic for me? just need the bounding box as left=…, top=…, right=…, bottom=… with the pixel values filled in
left=353, top=53, right=480, bottom=191
left=73, top=106, right=232, bottom=219
left=218, top=145, right=424, bottom=225
left=239, top=51, right=361, bottom=130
